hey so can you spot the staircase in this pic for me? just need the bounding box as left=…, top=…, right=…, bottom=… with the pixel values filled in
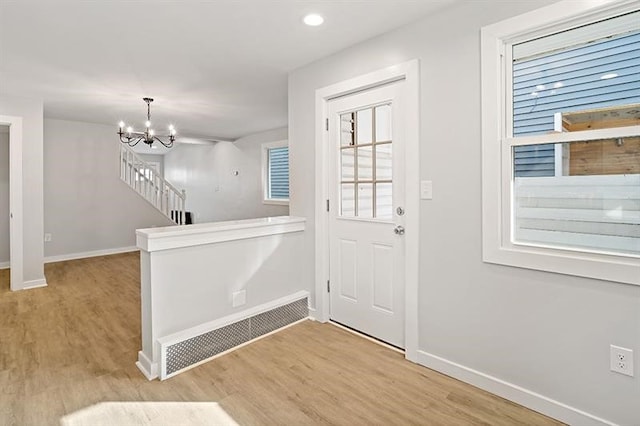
left=119, top=144, right=187, bottom=225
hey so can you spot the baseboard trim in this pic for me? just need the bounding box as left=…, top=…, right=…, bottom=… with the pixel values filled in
left=308, top=307, right=318, bottom=321
left=0, top=261, right=9, bottom=270
left=22, top=278, right=47, bottom=290
left=136, top=351, right=158, bottom=381
left=417, top=351, right=616, bottom=426
left=45, top=246, right=139, bottom=264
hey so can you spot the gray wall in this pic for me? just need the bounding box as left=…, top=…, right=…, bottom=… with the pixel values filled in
left=0, top=129, right=8, bottom=264
left=0, top=95, right=45, bottom=283
left=164, top=127, right=289, bottom=223
left=288, top=1, right=639, bottom=424
left=43, top=118, right=173, bottom=258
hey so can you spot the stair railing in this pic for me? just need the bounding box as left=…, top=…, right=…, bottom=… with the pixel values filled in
left=119, top=144, right=187, bottom=225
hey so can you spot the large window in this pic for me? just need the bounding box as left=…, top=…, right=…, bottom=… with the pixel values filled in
left=481, top=1, right=640, bottom=285
left=262, top=140, right=289, bottom=205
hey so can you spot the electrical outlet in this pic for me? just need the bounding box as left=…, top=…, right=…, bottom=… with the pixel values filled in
left=44, top=233, right=52, bottom=242
left=610, top=345, right=634, bottom=377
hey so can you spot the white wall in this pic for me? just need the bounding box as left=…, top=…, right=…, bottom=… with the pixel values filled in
left=164, top=127, right=288, bottom=223
left=288, top=1, right=639, bottom=424
left=0, top=95, right=45, bottom=284
left=0, top=129, right=8, bottom=264
left=137, top=153, right=164, bottom=178
left=137, top=217, right=306, bottom=378
left=43, top=119, right=173, bottom=258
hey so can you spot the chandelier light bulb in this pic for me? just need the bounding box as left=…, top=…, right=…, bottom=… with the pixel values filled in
left=145, top=120, right=151, bottom=128
left=118, top=121, right=125, bottom=129
left=126, top=126, right=133, bottom=134
left=149, top=129, right=155, bottom=136
left=169, top=124, right=175, bottom=131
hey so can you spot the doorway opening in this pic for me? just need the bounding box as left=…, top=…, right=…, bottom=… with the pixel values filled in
left=0, top=125, right=8, bottom=290
left=314, top=60, right=420, bottom=361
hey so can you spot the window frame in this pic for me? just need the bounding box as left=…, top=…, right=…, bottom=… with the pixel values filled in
left=262, top=140, right=290, bottom=205
left=481, top=0, right=640, bottom=285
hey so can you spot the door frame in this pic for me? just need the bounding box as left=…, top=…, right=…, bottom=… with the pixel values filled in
left=0, top=115, right=24, bottom=291
left=314, top=59, right=420, bottom=362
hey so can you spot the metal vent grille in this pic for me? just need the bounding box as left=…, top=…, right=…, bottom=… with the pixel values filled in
left=251, top=298, right=308, bottom=339
left=164, top=297, right=308, bottom=377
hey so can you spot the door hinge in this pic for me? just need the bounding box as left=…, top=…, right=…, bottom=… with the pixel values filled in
left=326, top=199, right=330, bottom=212
left=325, top=118, right=329, bottom=131
left=327, top=280, right=330, bottom=293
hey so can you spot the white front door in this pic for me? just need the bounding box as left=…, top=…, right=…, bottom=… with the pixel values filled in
left=328, top=82, right=406, bottom=348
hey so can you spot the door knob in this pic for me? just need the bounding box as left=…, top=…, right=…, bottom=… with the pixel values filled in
left=394, top=225, right=405, bottom=235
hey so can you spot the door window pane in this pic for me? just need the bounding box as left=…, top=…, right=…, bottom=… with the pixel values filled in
left=341, top=148, right=355, bottom=181
left=341, top=184, right=355, bottom=217
left=356, top=108, right=373, bottom=144
left=375, top=104, right=392, bottom=142
left=376, top=183, right=393, bottom=220
left=376, top=143, right=392, bottom=181
left=358, top=146, right=373, bottom=181
left=341, top=113, right=355, bottom=146
left=357, top=184, right=373, bottom=218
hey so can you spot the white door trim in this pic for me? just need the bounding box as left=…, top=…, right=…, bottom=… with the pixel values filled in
left=314, top=59, right=420, bottom=362
left=0, top=115, right=24, bottom=291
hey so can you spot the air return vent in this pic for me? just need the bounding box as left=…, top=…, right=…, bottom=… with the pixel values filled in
left=159, top=296, right=308, bottom=379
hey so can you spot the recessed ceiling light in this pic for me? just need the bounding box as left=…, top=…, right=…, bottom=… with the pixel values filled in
left=303, top=14, right=324, bottom=26
left=601, top=73, right=618, bottom=80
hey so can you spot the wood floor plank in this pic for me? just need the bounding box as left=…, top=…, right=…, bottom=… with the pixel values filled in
left=0, top=253, right=563, bottom=425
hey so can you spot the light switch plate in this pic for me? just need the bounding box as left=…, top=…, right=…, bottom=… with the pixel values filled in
left=421, top=180, right=433, bottom=200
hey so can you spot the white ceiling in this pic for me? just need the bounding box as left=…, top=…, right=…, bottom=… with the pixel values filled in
left=0, top=0, right=456, bottom=142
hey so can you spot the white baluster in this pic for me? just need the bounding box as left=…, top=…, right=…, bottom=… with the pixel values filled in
left=118, top=144, right=186, bottom=224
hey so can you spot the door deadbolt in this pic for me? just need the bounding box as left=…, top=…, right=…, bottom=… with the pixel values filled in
left=396, top=207, right=405, bottom=216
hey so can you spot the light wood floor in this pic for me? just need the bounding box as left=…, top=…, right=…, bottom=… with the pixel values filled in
left=0, top=253, right=563, bottom=425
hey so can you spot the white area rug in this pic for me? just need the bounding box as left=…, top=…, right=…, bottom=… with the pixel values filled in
left=60, top=402, right=239, bottom=426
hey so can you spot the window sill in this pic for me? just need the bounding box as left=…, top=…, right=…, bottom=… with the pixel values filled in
left=483, top=241, right=640, bottom=286
left=263, top=199, right=289, bottom=206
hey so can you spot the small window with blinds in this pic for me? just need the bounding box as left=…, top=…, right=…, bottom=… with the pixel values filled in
left=480, top=2, right=640, bottom=285
left=262, top=141, right=289, bottom=204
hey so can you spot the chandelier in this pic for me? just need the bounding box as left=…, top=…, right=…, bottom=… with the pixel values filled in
left=118, top=97, right=176, bottom=148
